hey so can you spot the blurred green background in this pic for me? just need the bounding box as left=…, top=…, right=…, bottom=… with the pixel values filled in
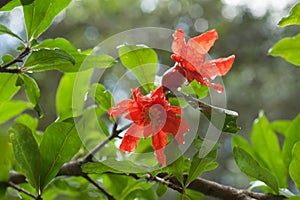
left=1, top=0, right=300, bottom=198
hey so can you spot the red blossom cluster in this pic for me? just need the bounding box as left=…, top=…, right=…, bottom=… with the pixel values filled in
left=108, top=29, right=235, bottom=165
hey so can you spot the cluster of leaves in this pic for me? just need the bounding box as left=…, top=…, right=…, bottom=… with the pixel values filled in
left=0, top=1, right=299, bottom=200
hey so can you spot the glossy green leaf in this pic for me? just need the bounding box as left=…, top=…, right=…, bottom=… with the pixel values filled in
left=233, top=147, right=279, bottom=193
left=24, top=48, right=75, bottom=69
left=1, top=54, right=15, bottom=67
left=0, top=73, right=21, bottom=102
left=56, top=70, right=92, bottom=120
left=278, top=3, right=300, bottom=26
left=118, top=44, right=158, bottom=92
left=0, top=0, right=20, bottom=11
left=185, top=189, right=204, bottom=200
left=282, top=114, right=300, bottom=169
left=26, top=53, right=116, bottom=72
left=0, top=24, right=24, bottom=42
left=271, top=120, right=292, bottom=136
left=15, top=114, right=38, bottom=136
left=0, top=133, right=12, bottom=182
left=21, top=74, right=40, bottom=105
left=39, top=121, right=82, bottom=189
left=290, top=142, right=300, bottom=191
left=182, top=80, right=208, bottom=99
left=82, top=159, right=148, bottom=174
left=167, top=156, right=190, bottom=185
left=10, top=123, right=41, bottom=191
left=88, top=83, right=114, bottom=112
left=0, top=101, right=33, bottom=124
left=269, top=34, right=300, bottom=66
left=21, top=0, right=72, bottom=39
left=156, top=183, right=167, bottom=197
left=35, top=38, right=78, bottom=53
left=251, top=113, right=287, bottom=187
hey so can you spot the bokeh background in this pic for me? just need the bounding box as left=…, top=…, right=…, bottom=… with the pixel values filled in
left=1, top=0, right=300, bottom=199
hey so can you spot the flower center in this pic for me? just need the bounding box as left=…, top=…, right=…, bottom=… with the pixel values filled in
left=148, top=104, right=167, bottom=131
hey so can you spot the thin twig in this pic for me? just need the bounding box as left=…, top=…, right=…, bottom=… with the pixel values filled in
left=8, top=181, right=37, bottom=199
left=83, top=174, right=115, bottom=200
left=83, top=122, right=131, bottom=163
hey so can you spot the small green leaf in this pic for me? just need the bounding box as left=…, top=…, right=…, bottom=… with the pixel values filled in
left=156, top=183, right=167, bottom=197
left=182, top=80, right=208, bottom=99
left=278, top=3, right=300, bottom=26
left=0, top=24, right=24, bottom=42
left=185, top=189, right=204, bottom=200
left=35, top=38, right=78, bottom=53
left=269, top=34, right=300, bottom=66
left=21, top=74, right=40, bottom=105
left=10, top=123, right=41, bottom=191
left=271, top=120, right=292, bottom=136
left=21, top=0, right=72, bottom=39
left=24, top=48, right=75, bottom=69
left=26, top=53, right=116, bottom=72
left=39, top=121, right=82, bottom=189
left=282, top=114, right=300, bottom=169
left=0, top=0, right=20, bottom=11
left=1, top=54, right=14, bottom=66
left=0, top=73, right=21, bottom=102
left=15, top=114, right=38, bottom=134
left=167, top=156, right=190, bottom=185
left=88, top=83, right=114, bottom=112
left=251, top=113, right=287, bottom=187
left=0, top=133, right=12, bottom=182
left=118, top=44, right=158, bottom=92
left=233, top=147, right=279, bottom=193
left=0, top=101, right=33, bottom=124
left=82, top=159, right=149, bottom=174
left=56, top=70, right=92, bottom=120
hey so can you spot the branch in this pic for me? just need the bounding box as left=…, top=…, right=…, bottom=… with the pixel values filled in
left=83, top=175, right=115, bottom=200
left=7, top=181, right=38, bottom=199
left=83, top=122, right=131, bottom=163
left=0, top=46, right=31, bottom=73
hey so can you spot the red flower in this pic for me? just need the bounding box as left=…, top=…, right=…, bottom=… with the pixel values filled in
left=108, top=86, right=189, bottom=166
left=162, top=29, right=235, bottom=92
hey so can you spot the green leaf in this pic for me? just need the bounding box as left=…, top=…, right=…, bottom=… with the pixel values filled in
left=269, top=34, right=300, bottom=66
left=56, top=70, right=92, bottom=120
left=118, top=44, right=158, bottom=92
left=0, top=0, right=20, bottom=11
left=39, top=121, right=82, bottom=189
left=233, top=147, right=279, bottom=193
left=88, top=83, right=114, bottom=112
left=0, top=73, right=21, bottom=102
left=1, top=54, right=15, bottom=66
left=24, top=48, right=75, bottom=69
left=0, top=24, right=24, bottom=42
left=156, top=183, right=167, bottom=197
left=185, top=189, right=204, bottom=200
left=0, top=133, right=12, bottom=182
left=181, top=80, right=208, bottom=99
left=278, top=3, right=300, bottom=26
left=10, top=123, right=41, bottom=191
left=167, top=156, right=190, bottom=185
left=21, top=0, right=72, bottom=39
left=282, top=114, right=300, bottom=169
left=15, top=114, right=38, bottom=134
left=82, top=159, right=149, bottom=174
left=26, top=53, right=116, bottom=72
left=251, top=113, right=287, bottom=187
left=21, top=74, right=40, bottom=105
left=271, top=120, right=292, bottom=136
left=35, top=38, right=78, bottom=53
left=0, top=101, right=33, bottom=124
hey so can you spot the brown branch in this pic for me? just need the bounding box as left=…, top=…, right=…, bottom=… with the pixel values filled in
left=83, top=175, right=115, bottom=200
left=83, top=122, right=131, bottom=163
left=7, top=181, right=38, bottom=199
left=0, top=46, right=31, bottom=73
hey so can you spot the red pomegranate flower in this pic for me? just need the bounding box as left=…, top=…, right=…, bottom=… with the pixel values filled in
left=162, top=29, right=235, bottom=92
left=108, top=86, right=189, bottom=166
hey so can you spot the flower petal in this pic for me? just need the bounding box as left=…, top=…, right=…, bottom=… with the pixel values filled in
left=171, top=29, right=186, bottom=56
left=152, top=131, right=167, bottom=166
left=206, top=55, right=235, bottom=76
left=154, top=148, right=166, bottom=166
left=119, top=124, right=143, bottom=152
left=187, top=29, right=218, bottom=54
left=108, top=100, right=131, bottom=118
